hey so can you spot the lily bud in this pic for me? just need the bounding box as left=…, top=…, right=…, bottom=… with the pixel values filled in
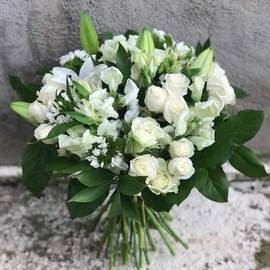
left=137, top=28, right=155, bottom=53
left=10, top=101, right=37, bottom=125
left=80, top=12, right=99, bottom=54
left=188, top=47, right=214, bottom=77
left=73, top=80, right=92, bottom=98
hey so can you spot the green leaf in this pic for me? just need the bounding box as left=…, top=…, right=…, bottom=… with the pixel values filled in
left=118, top=175, right=146, bottom=196
left=10, top=101, right=37, bottom=125
left=229, top=146, right=268, bottom=177
left=116, top=43, right=132, bottom=84
left=67, top=179, right=106, bottom=219
left=231, top=110, right=264, bottom=144
left=108, top=191, right=122, bottom=218
left=22, top=142, right=57, bottom=197
left=101, top=31, right=113, bottom=40
left=195, top=110, right=264, bottom=169
left=194, top=136, right=233, bottom=169
left=80, top=12, right=99, bottom=54
left=69, top=184, right=109, bottom=203
left=124, top=29, right=138, bottom=38
left=64, top=111, right=95, bottom=125
left=48, top=157, right=90, bottom=174
left=142, top=188, right=174, bottom=212
left=9, top=75, right=38, bottom=102
left=73, top=80, right=91, bottom=98
left=195, top=167, right=229, bottom=203
left=196, top=38, right=211, bottom=56
left=120, top=194, right=140, bottom=221
left=233, top=86, right=249, bottom=99
left=46, top=121, right=79, bottom=139
left=66, top=76, right=79, bottom=108
left=166, top=169, right=207, bottom=205
left=76, top=168, right=114, bottom=187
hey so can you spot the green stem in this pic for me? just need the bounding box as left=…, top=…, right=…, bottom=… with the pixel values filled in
left=122, top=216, right=129, bottom=264
left=145, top=223, right=156, bottom=251
left=158, top=213, right=188, bottom=249
left=113, top=218, right=121, bottom=266
left=146, top=208, right=175, bottom=256
left=141, top=202, right=150, bottom=265
left=132, top=221, right=140, bottom=270
left=90, top=192, right=115, bottom=232
left=136, top=222, right=144, bottom=267
left=97, top=218, right=115, bottom=257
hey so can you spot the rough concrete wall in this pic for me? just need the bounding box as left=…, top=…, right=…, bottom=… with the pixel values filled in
left=1, top=0, right=270, bottom=164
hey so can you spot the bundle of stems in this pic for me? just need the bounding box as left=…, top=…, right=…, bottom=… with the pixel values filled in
left=93, top=198, right=188, bottom=270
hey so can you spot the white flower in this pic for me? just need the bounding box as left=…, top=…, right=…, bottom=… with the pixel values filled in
left=163, top=95, right=188, bottom=123
left=162, top=73, right=190, bottom=96
left=169, top=138, right=194, bottom=158
left=38, top=85, right=60, bottom=104
left=174, top=110, right=190, bottom=136
left=29, top=101, right=48, bottom=123
left=58, top=130, right=96, bottom=157
left=100, top=35, right=127, bottom=63
left=207, top=62, right=236, bottom=105
left=131, top=117, right=164, bottom=149
left=126, top=35, right=139, bottom=50
left=188, top=121, right=215, bottom=151
left=168, top=158, right=195, bottom=179
left=194, top=95, right=224, bottom=118
left=175, top=42, right=193, bottom=58
left=81, top=89, right=118, bottom=120
left=129, top=155, right=159, bottom=177
left=97, top=119, right=122, bottom=140
left=50, top=67, right=79, bottom=86
left=100, top=67, right=123, bottom=92
left=121, top=79, right=140, bottom=122
left=144, top=85, right=167, bottom=113
left=110, top=153, right=129, bottom=172
left=59, top=49, right=89, bottom=66
left=189, top=75, right=205, bottom=101
left=146, top=158, right=179, bottom=195
left=34, top=123, right=54, bottom=141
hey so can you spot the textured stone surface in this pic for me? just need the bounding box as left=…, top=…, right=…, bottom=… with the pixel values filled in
left=0, top=178, right=270, bottom=270
left=1, top=0, right=270, bottom=164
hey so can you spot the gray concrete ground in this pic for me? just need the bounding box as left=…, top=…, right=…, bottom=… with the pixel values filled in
left=1, top=167, right=270, bottom=270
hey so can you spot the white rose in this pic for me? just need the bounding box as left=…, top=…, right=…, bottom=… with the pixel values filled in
left=129, top=155, right=158, bottom=177
left=194, top=94, right=224, bottom=118
left=163, top=95, right=188, bottom=123
left=34, top=124, right=54, bottom=143
left=169, top=138, right=194, bottom=158
left=168, top=158, right=195, bottom=179
left=146, top=158, right=179, bottom=194
left=100, top=67, right=123, bottom=92
left=29, top=101, right=48, bottom=123
left=144, top=85, right=167, bottom=113
left=189, top=126, right=215, bottom=151
left=207, top=62, right=236, bottom=105
left=131, top=117, right=164, bottom=148
left=163, top=73, right=190, bottom=96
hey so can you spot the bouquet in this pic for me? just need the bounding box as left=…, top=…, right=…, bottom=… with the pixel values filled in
left=10, top=12, right=268, bottom=269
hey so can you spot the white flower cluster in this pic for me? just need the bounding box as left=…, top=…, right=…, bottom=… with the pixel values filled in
left=28, top=30, right=236, bottom=195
